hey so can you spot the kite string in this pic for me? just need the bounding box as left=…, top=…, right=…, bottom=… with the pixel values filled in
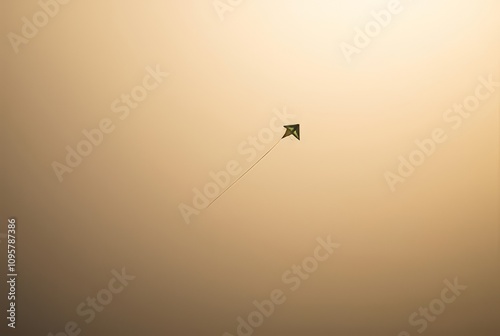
left=207, top=138, right=281, bottom=207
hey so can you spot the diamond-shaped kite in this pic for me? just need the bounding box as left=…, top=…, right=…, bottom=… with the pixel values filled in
left=282, top=124, right=300, bottom=140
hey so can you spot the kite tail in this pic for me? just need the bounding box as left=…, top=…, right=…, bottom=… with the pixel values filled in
left=207, top=138, right=281, bottom=208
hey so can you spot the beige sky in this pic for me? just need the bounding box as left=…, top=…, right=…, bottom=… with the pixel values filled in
left=1, top=1, right=499, bottom=335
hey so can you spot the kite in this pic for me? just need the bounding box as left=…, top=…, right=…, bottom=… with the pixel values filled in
left=282, top=124, right=300, bottom=140
left=208, top=124, right=300, bottom=207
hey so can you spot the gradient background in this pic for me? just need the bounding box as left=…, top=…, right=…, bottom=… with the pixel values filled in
left=1, top=0, right=499, bottom=335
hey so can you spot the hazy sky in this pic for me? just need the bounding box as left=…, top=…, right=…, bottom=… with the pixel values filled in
left=1, top=1, right=499, bottom=335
